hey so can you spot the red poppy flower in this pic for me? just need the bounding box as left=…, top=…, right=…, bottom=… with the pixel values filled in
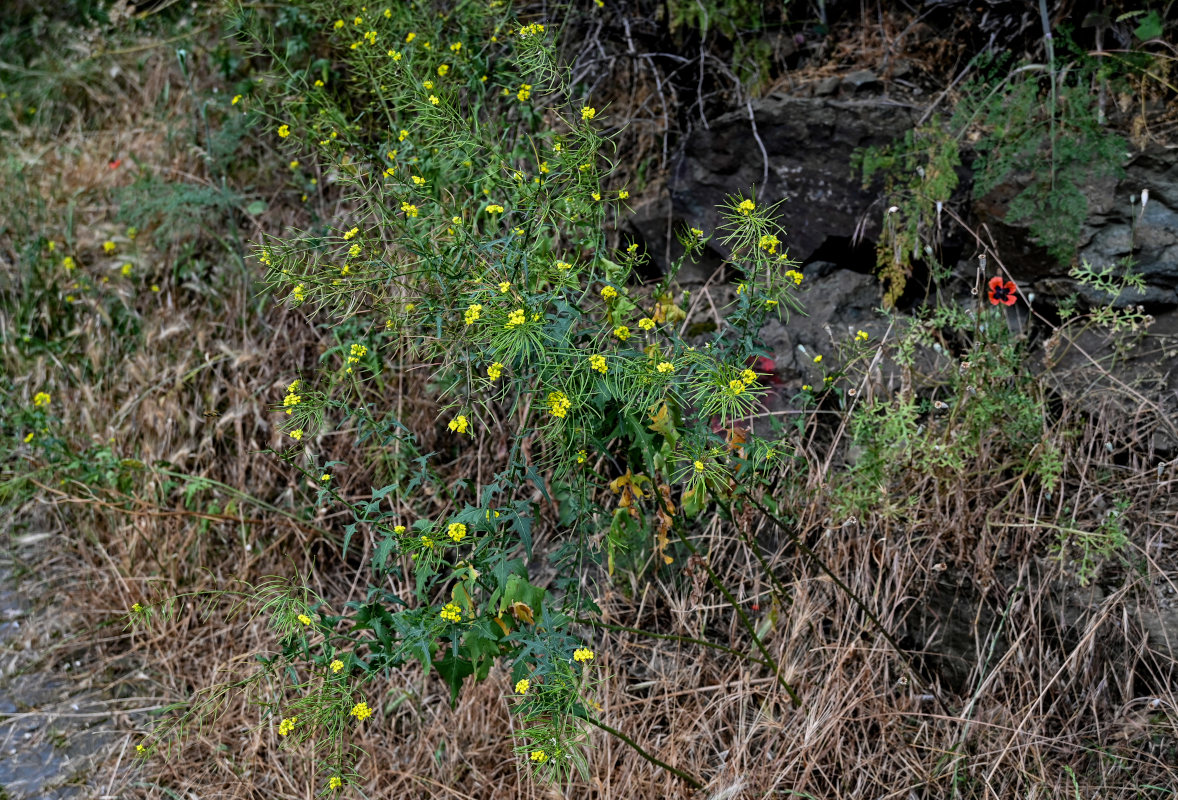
left=108, top=159, right=122, bottom=169
left=988, top=276, right=1017, bottom=306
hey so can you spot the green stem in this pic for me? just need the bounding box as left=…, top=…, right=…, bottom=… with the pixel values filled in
left=586, top=716, right=704, bottom=790
left=573, top=617, right=771, bottom=668
left=672, top=524, right=802, bottom=707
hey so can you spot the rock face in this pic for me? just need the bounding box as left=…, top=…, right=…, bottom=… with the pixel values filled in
left=669, top=94, right=918, bottom=266
left=974, top=147, right=1178, bottom=309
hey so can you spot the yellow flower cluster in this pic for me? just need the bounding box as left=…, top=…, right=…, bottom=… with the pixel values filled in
left=577, top=449, right=587, bottom=464
left=437, top=64, right=450, bottom=77
left=589, top=354, right=607, bottom=374
left=638, top=317, right=655, bottom=330
left=855, top=330, right=868, bottom=341
left=297, top=613, right=312, bottom=626
left=411, top=175, right=426, bottom=186
left=601, top=285, right=617, bottom=300
left=518, top=22, right=545, bottom=37
left=33, top=391, right=51, bottom=407
left=330, top=659, right=344, bottom=673
left=329, top=776, right=343, bottom=790
left=283, top=380, right=301, bottom=414
left=759, top=234, right=779, bottom=254
left=346, top=343, right=367, bottom=373
left=465, top=304, right=483, bottom=324
left=401, top=201, right=419, bottom=217
left=440, top=602, right=462, bottom=622
left=290, top=429, right=304, bottom=441
left=505, top=308, right=526, bottom=329
left=448, top=415, right=469, bottom=434
left=344, top=227, right=359, bottom=240
left=293, top=283, right=306, bottom=302
left=690, top=227, right=704, bottom=238
left=517, top=84, right=532, bottom=101
left=554, top=260, right=571, bottom=271
left=485, top=204, right=504, bottom=214
left=574, top=647, right=595, bottom=662
left=613, top=326, right=630, bottom=341
left=657, top=361, right=675, bottom=373
left=785, top=269, right=804, bottom=285
left=350, top=701, right=372, bottom=721
left=447, top=522, right=467, bottom=542
left=278, top=124, right=290, bottom=138
left=515, top=678, right=529, bottom=694
left=498, top=281, right=511, bottom=293
left=278, top=716, right=297, bottom=736
left=548, top=390, right=571, bottom=418
left=103, top=240, right=116, bottom=254
left=729, top=367, right=760, bottom=396
left=487, top=362, right=504, bottom=381
left=737, top=199, right=755, bottom=215
left=420, top=535, right=434, bottom=548
left=581, top=106, right=596, bottom=120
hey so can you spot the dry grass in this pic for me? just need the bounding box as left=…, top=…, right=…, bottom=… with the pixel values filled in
left=2, top=6, right=1177, bottom=800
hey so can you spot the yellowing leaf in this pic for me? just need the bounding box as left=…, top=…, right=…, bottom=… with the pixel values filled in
left=510, top=601, right=535, bottom=625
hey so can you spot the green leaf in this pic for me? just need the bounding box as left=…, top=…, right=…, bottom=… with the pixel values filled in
left=434, top=651, right=475, bottom=705
left=246, top=200, right=267, bottom=215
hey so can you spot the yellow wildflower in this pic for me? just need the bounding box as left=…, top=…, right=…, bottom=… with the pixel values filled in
left=573, top=647, right=595, bottom=662
left=515, top=678, right=529, bottom=694
left=350, top=701, right=372, bottom=721
left=487, top=362, right=504, bottom=380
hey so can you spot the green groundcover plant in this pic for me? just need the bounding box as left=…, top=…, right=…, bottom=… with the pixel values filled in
left=129, top=0, right=806, bottom=789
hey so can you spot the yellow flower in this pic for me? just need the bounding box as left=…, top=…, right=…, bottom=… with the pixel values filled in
left=321, top=473, right=330, bottom=481
left=329, top=776, right=343, bottom=790
left=23, top=432, right=34, bottom=443
left=448, top=522, right=467, bottom=542
left=601, top=285, right=617, bottom=300
left=297, top=613, right=312, bottom=626
left=278, top=717, right=297, bottom=736
left=401, top=201, right=419, bottom=217
left=33, top=392, right=51, bottom=407
left=786, top=269, right=804, bottom=285
left=289, top=159, right=300, bottom=169
left=530, top=749, right=548, bottom=763
left=103, top=240, right=116, bottom=253
left=131, top=603, right=143, bottom=613
left=350, top=701, right=373, bottom=721
left=813, top=354, right=822, bottom=363
left=394, top=525, right=406, bottom=535
left=448, top=415, right=469, bottom=434
left=638, top=317, right=655, bottom=330
left=277, top=124, right=291, bottom=138
left=62, top=256, right=76, bottom=271
left=740, top=368, right=757, bottom=385
left=737, top=199, right=755, bottom=215
left=411, top=175, right=426, bottom=186
left=450, top=41, right=462, bottom=52
left=802, top=384, right=812, bottom=391
left=330, top=659, right=344, bottom=673
left=694, top=460, right=705, bottom=472
left=505, top=308, right=526, bottom=329
left=619, top=190, right=629, bottom=200
left=428, top=95, right=439, bottom=105
left=577, top=449, right=587, bottom=464
left=292, top=283, right=306, bottom=302
left=573, top=647, right=595, bottom=662
left=390, top=49, right=402, bottom=60
left=136, top=743, right=146, bottom=754
left=343, top=226, right=359, bottom=240
left=498, top=281, right=511, bottom=293
left=855, top=330, right=868, bottom=342
left=405, top=32, right=416, bottom=42
left=398, top=129, right=409, bottom=141
left=231, top=94, right=242, bottom=104
left=437, top=64, right=450, bottom=77
left=581, top=106, right=596, bottom=120
left=613, top=326, right=630, bottom=341
left=657, top=361, right=674, bottom=373
left=589, top=354, right=607, bottom=374
left=290, top=429, right=303, bottom=441
left=485, top=204, right=504, bottom=214
left=517, top=84, right=532, bottom=101
left=759, top=234, right=779, bottom=253
left=464, top=304, right=482, bottom=324
left=728, top=379, right=745, bottom=395
left=591, top=191, right=601, bottom=201
left=515, top=678, right=529, bottom=694
left=440, top=602, right=462, bottom=622
left=547, top=390, right=571, bottom=419
left=422, top=79, right=434, bottom=90
left=554, top=260, right=571, bottom=271
left=314, top=79, right=324, bottom=87
left=333, top=19, right=344, bottom=29
left=539, top=161, right=549, bottom=174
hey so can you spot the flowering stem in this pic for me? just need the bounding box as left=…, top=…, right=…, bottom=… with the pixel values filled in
left=586, top=716, right=704, bottom=790
left=737, top=492, right=952, bottom=718
left=573, top=617, right=772, bottom=669
left=671, top=525, right=802, bottom=707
